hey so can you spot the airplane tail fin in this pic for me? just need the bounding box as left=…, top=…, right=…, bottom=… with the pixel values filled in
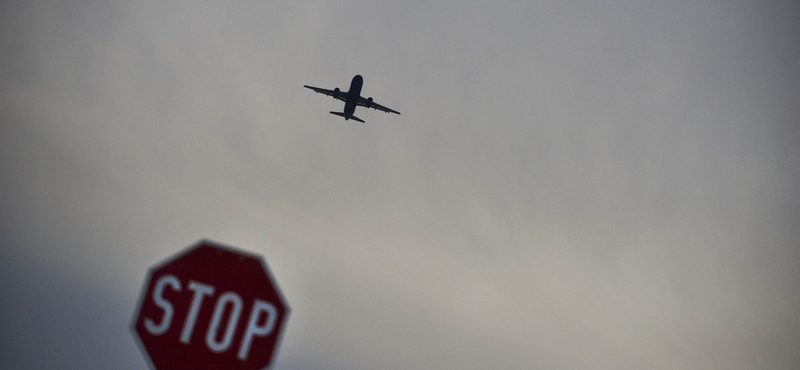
left=329, top=111, right=364, bottom=123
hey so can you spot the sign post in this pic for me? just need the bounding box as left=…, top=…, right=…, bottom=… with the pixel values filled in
left=132, top=240, right=289, bottom=370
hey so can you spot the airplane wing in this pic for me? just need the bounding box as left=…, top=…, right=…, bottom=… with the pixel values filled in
left=357, top=96, right=401, bottom=115
left=303, top=85, right=347, bottom=102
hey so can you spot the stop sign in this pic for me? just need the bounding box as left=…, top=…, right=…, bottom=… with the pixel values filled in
left=132, top=240, right=289, bottom=370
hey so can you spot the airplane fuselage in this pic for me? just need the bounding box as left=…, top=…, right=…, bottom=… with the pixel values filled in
left=343, top=75, right=363, bottom=120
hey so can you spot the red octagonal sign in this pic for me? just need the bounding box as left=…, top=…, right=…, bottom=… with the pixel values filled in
left=132, top=240, right=289, bottom=370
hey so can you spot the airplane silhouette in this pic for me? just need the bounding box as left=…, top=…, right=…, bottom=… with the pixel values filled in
left=304, top=75, right=400, bottom=123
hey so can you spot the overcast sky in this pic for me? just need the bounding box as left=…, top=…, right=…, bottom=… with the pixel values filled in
left=1, top=1, right=799, bottom=369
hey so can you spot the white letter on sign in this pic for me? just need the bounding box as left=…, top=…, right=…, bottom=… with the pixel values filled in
left=180, top=281, right=215, bottom=344
left=206, top=292, right=243, bottom=353
left=144, top=274, right=181, bottom=335
left=237, top=299, right=278, bottom=361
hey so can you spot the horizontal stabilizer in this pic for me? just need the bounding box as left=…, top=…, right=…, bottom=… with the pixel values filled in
left=329, top=111, right=365, bottom=123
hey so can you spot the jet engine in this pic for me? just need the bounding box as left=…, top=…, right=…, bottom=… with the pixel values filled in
left=366, top=97, right=373, bottom=108
left=334, top=87, right=340, bottom=95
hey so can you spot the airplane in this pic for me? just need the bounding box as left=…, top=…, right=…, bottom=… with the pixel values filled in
left=304, top=75, right=400, bottom=123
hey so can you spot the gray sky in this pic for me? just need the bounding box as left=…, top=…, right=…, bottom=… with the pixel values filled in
left=1, top=1, right=799, bottom=369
